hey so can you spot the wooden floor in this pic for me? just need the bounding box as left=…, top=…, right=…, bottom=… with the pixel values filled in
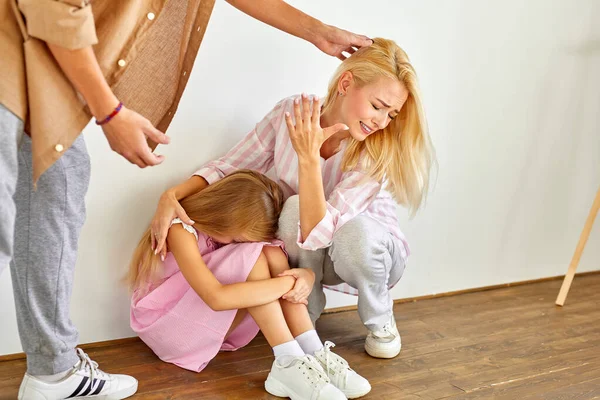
left=1, top=273, right=599, bottom=400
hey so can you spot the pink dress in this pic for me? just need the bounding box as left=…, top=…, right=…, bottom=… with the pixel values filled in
left=130, top=219, right=283, bottom=372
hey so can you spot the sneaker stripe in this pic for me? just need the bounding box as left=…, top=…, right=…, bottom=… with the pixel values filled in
left=66, top=376, right=89, bottom=398
left=91, top=379, right=106, bottom=395
left=79, top=378, right=96, bottom=396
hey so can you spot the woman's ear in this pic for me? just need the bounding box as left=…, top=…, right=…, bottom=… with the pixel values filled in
left=337, top=71, right=354, bottom=95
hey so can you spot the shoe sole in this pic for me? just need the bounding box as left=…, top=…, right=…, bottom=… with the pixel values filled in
left=344, top=385, right=372, bottom=399
left=86, top=381, right=138, bottom=399
left=99, top=382, right=138, bottom=399
left=364, top=342, right=401, bottom=359
left=17, top=382, right=137, bottom=400
left=265, top=374, right=305, bottom=400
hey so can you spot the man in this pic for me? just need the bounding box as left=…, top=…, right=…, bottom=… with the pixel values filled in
left=0, top=0, right=372, bottom=398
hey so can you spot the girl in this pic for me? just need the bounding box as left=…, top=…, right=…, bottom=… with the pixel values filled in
left=151, top=38, right=435, bottom=360
left=128, top=170, right=371, bottom=399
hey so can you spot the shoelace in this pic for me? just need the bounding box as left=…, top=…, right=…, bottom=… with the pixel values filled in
left=75, top=348, right=108, bottom=383
left=295, top=355, right=330, bottom=388
left=319, top=341, right=349, bottom=377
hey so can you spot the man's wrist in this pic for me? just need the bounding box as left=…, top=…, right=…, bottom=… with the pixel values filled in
left=304, top=18, right=331, bottom=47
left=87, top=90, right=120, bottom=120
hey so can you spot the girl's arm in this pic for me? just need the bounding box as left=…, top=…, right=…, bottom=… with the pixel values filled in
left=263, top=246, right=314, bottom=305
left=167, top=225, right=295, bottom=311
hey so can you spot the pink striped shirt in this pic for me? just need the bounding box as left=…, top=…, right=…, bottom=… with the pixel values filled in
left=194, top=96, right=409, bottom=294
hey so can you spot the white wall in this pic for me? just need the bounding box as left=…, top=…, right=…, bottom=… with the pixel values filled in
left=2, top=0, right=599, bottom=356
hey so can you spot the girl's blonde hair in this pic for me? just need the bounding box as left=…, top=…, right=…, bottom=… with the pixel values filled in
left=127, top=170, right=284, bottom=292
left=322, top=38, right=436, bottom=215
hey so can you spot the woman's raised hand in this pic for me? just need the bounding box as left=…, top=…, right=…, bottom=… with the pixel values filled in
left=285, top=93, right=347, bottom=162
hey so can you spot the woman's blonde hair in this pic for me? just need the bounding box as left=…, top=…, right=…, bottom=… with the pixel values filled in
left=322, top=38, right=435, bottom=215
left=127, top=170, right=284, bottom=292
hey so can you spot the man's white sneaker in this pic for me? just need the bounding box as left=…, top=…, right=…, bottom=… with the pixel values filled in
left=265, top=354, right=346, bottom=400
left=313, top=341, right=371, bottom=399
left=364, top=316, right=401, bottom=359
left=18, top=348, right=138, bottom=400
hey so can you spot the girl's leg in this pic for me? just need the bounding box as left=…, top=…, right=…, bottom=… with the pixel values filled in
left=262, top=246, right=314, bottom=337
left=263, top=246, right=324, bottom=356
left=263, top=246, right=372, bottom=399
left=245, top=250, right=347, bottom=400
left=244, top=251, right=295, bottom=347
left=224, top=310, right=248, bottom=339
left=277, top=195, right=330, bottom=325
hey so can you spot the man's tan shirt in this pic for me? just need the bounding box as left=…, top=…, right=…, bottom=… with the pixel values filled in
left=0, top=0, right=215, bottom=182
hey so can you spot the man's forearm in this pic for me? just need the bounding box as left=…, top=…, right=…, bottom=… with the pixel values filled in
left=48, top=44, right=118, bottom=119
left=225, top=0, right=325, bottom=45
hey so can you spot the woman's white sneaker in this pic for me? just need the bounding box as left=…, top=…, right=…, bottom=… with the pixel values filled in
left=313, top=341, right=371, bottom=398
left=264, top=354, right=346, bottom=400
left=364, top=317, right=402, bottom=359
left=18, top=348, right=138, bottom=399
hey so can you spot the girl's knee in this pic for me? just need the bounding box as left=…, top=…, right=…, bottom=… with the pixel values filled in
left=247, top=250, right=271, bottom=281
left=263, top=245, right=290, bottom=277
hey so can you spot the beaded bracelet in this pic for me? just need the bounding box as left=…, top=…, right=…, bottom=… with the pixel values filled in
left=95, top=102, right=124, bottom=125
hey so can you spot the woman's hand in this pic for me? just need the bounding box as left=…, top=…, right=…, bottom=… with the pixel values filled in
left=151, top=190, right=194, bottom=260
left=279, top=268, right=316, bottom=304
left=285, top=94, right=347, bottom=163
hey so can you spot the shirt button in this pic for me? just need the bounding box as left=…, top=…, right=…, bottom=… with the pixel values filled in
left=117, top=59, right=126, bottom=67
left=147, top=12, right=155, bottom=20
left=55, top=144, right=64, bottom=152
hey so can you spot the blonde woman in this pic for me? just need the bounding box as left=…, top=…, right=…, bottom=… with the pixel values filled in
left=152, top=38, right=435, bottom=361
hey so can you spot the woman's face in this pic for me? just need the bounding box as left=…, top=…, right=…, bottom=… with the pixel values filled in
left=339, top=74, right=408, bottom=141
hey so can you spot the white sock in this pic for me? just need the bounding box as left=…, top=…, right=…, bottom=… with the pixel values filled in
left=273, top=340, right=304, bottom=365
left=295, top=329, right=324, bottom=355
left=34, top=365, right=75, bottom=383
